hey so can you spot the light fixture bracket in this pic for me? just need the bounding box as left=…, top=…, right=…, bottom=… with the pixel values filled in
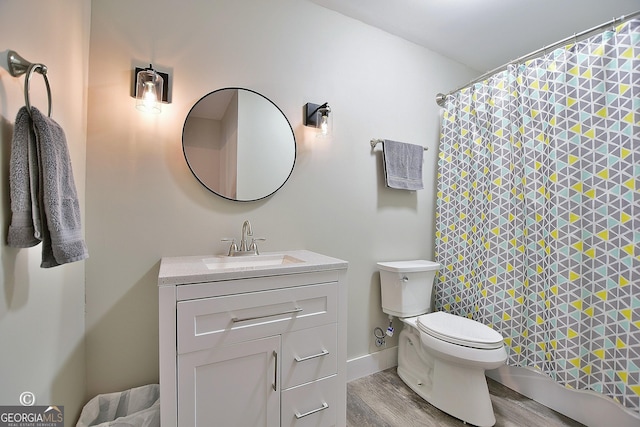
left=304, top=102, right=330, bottom=127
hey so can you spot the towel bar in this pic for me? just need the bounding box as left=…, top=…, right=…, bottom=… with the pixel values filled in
left=370, top=139, right=428, bottom=151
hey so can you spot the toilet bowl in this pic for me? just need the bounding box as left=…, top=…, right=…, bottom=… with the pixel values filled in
left=377, top=260, right=507, bottom=427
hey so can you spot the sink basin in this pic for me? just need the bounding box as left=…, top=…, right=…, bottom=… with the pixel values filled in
left=203, top=254, right=305, bottom=270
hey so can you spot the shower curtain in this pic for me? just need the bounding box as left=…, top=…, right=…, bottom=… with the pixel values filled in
left=434, top=19, right=639, bottom=413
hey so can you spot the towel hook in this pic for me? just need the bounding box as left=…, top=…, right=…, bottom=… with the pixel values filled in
left=7, top=50, right=52, bottom=118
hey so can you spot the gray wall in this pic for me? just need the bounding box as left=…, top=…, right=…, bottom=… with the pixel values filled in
left=0, top=0, right=476, bottom=422
left=0, top=0, right=90, bottom=424
left=85, top=0, right=475, bottom=396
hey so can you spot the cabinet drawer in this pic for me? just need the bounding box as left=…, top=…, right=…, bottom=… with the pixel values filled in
left=281, top=375, right=337, bottom=427
left=177, top=283, right=337, bottom=354
left=282, top=324, right=337, bottom=389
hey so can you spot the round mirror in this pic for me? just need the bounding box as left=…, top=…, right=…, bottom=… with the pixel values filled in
left=182, top=88, right=296, bottom=201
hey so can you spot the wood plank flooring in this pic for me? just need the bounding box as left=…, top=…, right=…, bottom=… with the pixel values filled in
left=347, top=368, right=585, bottom=427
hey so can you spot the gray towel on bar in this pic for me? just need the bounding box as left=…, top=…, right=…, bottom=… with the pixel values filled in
left=8, top=107, right=42, bottom=247
left=31, top=107, right=88, bottom=267
left=382, top=139, right=424, bottom=190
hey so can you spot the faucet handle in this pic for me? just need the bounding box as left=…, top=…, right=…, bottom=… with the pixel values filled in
left=221, top=238, right=238, bottom=256
left=249, top=237, right=266, bottom=255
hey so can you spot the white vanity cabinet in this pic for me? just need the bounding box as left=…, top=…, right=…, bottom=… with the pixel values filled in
left=158, top=250, right=348, bottom=427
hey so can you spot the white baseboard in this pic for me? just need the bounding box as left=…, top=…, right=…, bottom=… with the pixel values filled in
left=347, top=346, right=398, bottom=382
left=487, top=365, right=640, bottom=427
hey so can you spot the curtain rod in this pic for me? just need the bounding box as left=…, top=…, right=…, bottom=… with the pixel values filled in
left=435, top=10, right=640, bottom=107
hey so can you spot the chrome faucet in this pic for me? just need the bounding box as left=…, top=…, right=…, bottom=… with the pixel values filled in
left=239, top=220, right=253, bottom=252
left=222, top=220, right=266, bottom=256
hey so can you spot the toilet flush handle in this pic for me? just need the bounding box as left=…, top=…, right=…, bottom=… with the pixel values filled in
left=402, top=276, right=409, bottom=282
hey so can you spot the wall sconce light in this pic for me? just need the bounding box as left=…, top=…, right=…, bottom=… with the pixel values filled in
left=304, top=102, right=332, bottom=138
left=134, top=64, right=169, bottom=114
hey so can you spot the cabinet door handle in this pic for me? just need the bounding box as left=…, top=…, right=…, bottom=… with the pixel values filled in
left=231, top=307, right=303, bottom=323
left=294, top=349, right=329, bottom=362
left=272, top=350, right=278, bottom=391
left=295, top=402, right=329, bottom=419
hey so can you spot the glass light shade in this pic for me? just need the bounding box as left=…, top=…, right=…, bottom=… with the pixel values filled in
left=136, top=68, right=163, bottom=114
left=316, top=106, right=332, bottom=138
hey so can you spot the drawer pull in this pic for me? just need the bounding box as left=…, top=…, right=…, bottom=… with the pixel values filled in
left=294, top=349, right=329, bottom=362
left=231, top=307, right=303, bottom=323
left=273, top=350, right=278, bottom=391
left=295, top=402, right=329, bottom=419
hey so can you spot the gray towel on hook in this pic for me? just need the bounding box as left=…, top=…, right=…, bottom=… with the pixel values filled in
left=8, top=107, right=42, bottom=247
left=382, top=139, right=424, bottom=190
left=30, top=107, right=88, bottom=267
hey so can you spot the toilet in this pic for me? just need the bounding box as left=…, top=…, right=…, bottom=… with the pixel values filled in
left=377, top=260, right=507, bottom=427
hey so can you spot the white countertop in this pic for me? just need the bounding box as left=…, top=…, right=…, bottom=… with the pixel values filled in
left=158, top=250, right=348, bottom=286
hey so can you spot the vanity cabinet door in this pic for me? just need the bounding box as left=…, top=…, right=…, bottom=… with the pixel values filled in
left=177, top=335, right=281, bottom=426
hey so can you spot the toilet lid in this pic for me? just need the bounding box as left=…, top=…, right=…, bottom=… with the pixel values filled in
left=417, top=311, right=504, bottom=349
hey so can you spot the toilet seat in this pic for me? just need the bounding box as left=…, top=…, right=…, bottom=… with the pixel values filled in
left=417, top=311, right=504, bottom=350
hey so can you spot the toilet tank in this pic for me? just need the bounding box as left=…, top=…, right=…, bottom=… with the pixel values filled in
left=377, top=260, right=442, bottom=317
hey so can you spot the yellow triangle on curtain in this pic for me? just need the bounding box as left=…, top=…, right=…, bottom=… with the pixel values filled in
left=622, top=111, right=634, bottom=124
left=621, top=46, right=633, bottom=59
left=623, top=178, right=636, bottom=191
left=596, top=107, right=608, bottom=118
left=592, top=45, right=605, bottom=56
left=570, top=123, right=582, bottom=134
left=585, top=248, right=596, bottom=259
left=596, top=169, right=609, bottom=179
left=619, top=84, right=630, bottom=95
left=617, top=371, right=629, bottom=384
left=622, top=244, right=634, bottom=257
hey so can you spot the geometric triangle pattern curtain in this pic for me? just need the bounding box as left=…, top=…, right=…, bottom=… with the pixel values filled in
left=434, top=19, right=640, bottom=414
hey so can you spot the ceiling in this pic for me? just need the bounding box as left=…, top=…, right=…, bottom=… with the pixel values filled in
left=309, top=0, right=639, bottom=73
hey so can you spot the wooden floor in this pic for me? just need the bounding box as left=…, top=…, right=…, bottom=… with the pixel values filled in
left=347, top=368, right=585, bottom=427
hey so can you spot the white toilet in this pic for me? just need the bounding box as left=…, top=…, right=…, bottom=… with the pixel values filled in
left=377, top=260, right=507, bottom=427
